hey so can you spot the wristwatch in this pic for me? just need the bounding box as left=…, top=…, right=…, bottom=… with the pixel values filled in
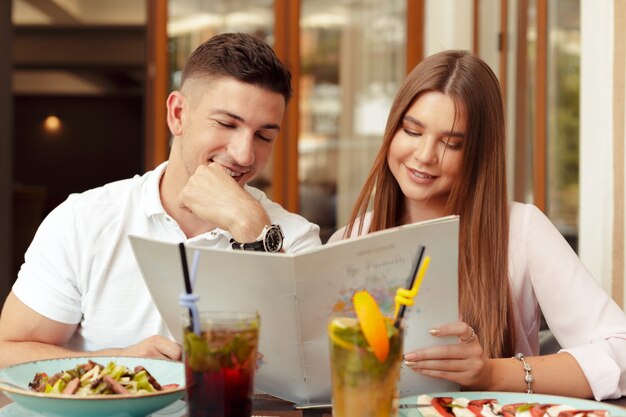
left=231, top=224, right=284, bottom=253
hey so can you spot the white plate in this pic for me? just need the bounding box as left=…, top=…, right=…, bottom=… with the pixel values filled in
left=399, top=392, right=626, bottom=417
left=0, top=356, right=185, bottom=417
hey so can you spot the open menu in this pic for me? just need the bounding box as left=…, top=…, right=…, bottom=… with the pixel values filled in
left=129, top=215, right=459, bottom=404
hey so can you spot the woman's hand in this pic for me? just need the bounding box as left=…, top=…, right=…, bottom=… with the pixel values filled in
left=403, top=321, right=492, bottom=390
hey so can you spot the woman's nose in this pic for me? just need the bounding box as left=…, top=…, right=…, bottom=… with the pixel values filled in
left=412, top=138, right=438, bottom=165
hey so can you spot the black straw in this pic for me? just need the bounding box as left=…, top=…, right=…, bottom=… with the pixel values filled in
left=394, top=245, right=425, bottom=328
left=178, top=242, right=195, bottom=328
left=178, top=242, right=193, bottom=295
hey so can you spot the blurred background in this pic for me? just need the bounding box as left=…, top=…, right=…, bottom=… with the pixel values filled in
left=0, top=0, right=624, bottom=309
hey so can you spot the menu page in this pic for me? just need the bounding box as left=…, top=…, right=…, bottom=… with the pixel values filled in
left=129, top=215, right=459, bottom=404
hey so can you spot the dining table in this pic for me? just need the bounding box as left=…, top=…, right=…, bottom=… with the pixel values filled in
left=0, top=391, right=331, bottom=417
left=0, top=391, right=623, bottom=416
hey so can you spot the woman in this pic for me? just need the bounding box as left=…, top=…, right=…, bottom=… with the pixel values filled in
left=329, top=50, right=626, bottom=400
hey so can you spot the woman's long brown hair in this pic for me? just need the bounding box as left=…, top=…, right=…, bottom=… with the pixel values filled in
left=344, top=50, right=515, bottom=358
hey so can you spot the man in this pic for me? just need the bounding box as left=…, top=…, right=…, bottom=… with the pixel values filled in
left=0, top=33, right=321, bottom=366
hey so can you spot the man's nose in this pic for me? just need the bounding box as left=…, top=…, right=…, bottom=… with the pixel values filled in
left=228, top=134, right=255, bottom=166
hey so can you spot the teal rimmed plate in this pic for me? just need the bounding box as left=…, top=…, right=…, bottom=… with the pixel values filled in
left=399, top=392, right=626, bottom=417
left=0, top=399, right=187, bottom=417
left=0, top=356, right=185, bottom=417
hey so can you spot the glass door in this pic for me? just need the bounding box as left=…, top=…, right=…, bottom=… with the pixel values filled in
left=298, top=0, right=406, bottom=242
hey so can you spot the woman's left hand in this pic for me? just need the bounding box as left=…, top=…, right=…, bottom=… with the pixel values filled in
left=402, top=321, right=492, bottom=389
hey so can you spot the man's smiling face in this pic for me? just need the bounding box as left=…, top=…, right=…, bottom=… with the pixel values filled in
left=177, top=76, right=286, bottom=186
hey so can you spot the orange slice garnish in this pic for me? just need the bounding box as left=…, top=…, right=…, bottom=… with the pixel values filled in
left=353, top=290, right=389, bottom=362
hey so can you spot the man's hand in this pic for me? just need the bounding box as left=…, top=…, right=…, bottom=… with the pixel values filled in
left=112, top=335, right=182, bottom=361
left=176, top=164, right=271, bottom=242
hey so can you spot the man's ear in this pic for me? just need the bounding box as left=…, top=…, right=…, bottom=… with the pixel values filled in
left=166, top=91, right=185, bottom=136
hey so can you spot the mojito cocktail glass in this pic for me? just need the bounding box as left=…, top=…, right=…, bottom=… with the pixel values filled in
left=328, top=316, right=403, bottom=417
left=183, top=311, right=259, bottom=417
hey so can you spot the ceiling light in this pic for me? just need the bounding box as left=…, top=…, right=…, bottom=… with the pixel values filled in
left=43, top=115, right=62, bottom=134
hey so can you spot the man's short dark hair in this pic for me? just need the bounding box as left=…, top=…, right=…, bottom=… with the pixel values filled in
left=181, top=32, right=292, bottom=103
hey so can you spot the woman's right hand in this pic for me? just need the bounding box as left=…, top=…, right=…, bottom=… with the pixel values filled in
left=402, top=321, right=493, bottom=390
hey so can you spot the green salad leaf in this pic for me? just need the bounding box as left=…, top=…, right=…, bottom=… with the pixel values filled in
left=30, top=360, right=169, bottom=396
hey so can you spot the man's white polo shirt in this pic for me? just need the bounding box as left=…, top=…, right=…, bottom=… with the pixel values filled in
left=12, top=162, right=321, bottom=351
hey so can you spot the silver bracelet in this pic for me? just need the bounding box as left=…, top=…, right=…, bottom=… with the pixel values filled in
left=513, top=353, right=534, bottom=393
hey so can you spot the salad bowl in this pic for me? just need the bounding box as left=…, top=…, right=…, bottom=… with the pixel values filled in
left=0, top=356, right=185, bottom=417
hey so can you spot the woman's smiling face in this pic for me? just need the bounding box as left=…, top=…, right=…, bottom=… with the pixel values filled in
left=387, top=91, right=466, bottom=218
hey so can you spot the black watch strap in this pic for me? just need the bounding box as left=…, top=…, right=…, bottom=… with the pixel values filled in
left=231, top=239, right=265, bottom=251
left=230, top=224, right=284, bottom=253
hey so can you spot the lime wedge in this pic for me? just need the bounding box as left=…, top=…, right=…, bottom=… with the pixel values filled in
left=328, top=317, right=358, bottom=351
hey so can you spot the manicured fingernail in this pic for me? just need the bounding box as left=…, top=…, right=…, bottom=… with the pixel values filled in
left=403, top=353, right=417, bottom=361
left=429, top=328, right=440, bottom=335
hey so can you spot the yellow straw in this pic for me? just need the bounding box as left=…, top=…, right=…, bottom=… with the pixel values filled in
left=394, top=256, right=431, bottom=320
left=412, top=256, right=430, bottom=296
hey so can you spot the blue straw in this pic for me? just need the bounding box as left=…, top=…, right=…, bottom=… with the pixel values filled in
left=178, top=243, right=200, bottom=335
left=190, top=250, right=200, bottom=288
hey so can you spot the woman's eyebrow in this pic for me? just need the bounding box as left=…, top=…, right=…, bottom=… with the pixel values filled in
left=403, top=115, right=424, bottom=128
left=403, top=114, right=465, bottom=138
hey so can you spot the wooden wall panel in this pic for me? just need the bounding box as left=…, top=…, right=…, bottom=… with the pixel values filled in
left=473, top=0, right=480, bottom=54
left=407, top=0, right=425, bottom=74
left=534, top=0, right=548, bottom=212
left=273, top=0, right=300, bottom=212
left=499, top=0, right=508, bottom=103
left=145, top=0, right=169, bottom=171
left=0, top=0, right=13, bottom=299
left=513, top=0, right=528, bottom=202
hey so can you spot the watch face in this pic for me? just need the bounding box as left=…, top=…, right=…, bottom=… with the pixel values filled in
left=264, top=225, right=283, bottom=252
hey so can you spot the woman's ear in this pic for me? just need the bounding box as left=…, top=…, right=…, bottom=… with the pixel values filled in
left=166, top=91, right=185, bottom=136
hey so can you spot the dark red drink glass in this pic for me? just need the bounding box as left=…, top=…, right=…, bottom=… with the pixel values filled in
left=182, top=311, right=259, bottom=417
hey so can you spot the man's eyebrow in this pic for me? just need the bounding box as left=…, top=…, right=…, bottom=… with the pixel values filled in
left=403, top=114, right=465, bottom=138
left=210, top=109, right=281, bottom=131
